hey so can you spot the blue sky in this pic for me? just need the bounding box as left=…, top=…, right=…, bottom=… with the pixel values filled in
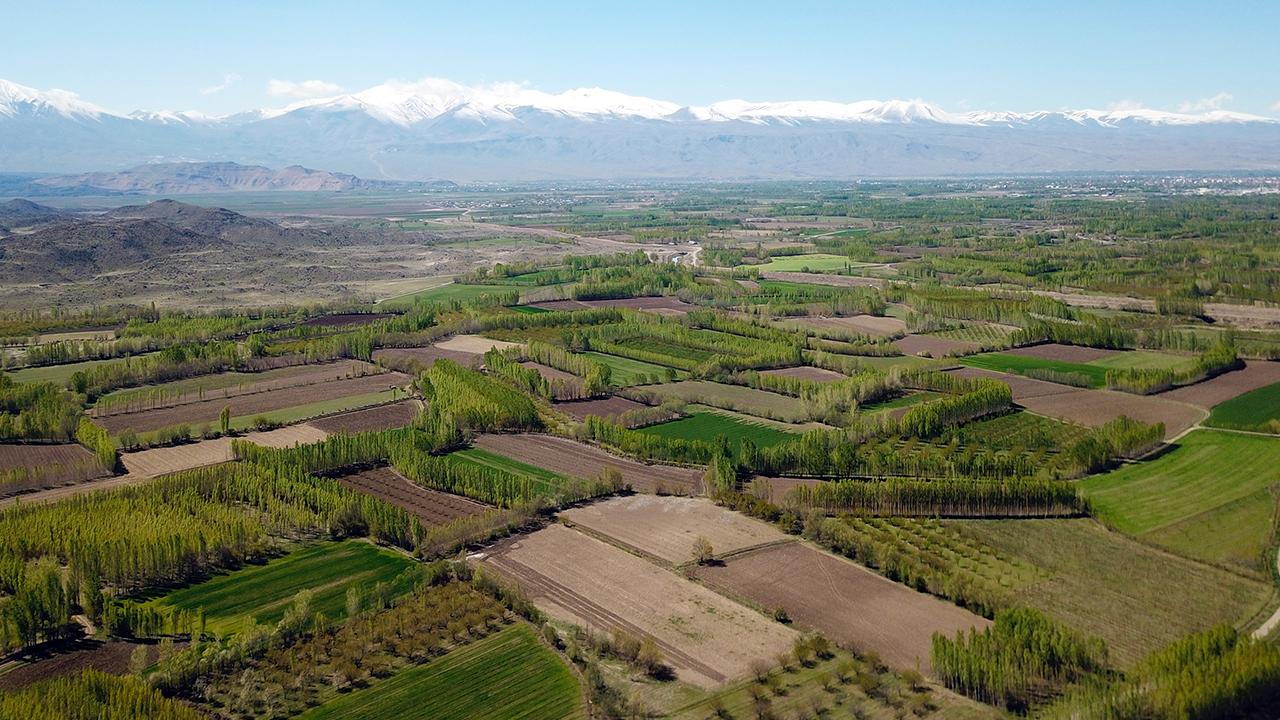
left=3, top=0, right=1277, bottom=116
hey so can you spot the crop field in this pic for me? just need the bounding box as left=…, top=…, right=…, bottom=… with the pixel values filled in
left=745, top=253, right=860, bottom=272
left=939, top=410, right=1090, bottom=452
left=93, top=361, right=382, bottom=416
left=561, top=495, right=790, bottom=565
left=580, top=351, right=681, bottom=386
left=473, top=433, right=701, bottom=493
left=781, top=314, right=906, bottom=338
left=519, top=360, right=577, bottom=384
left=958, top=352, right=1108, bottom=387
left=378, top=282, right=518, bottom=309
left=372, top=344, right=482, bottom=371
left=436, top=334, right=524, bottom=355
left=759, top=365, right=847, bottom=383
left=551, top=396, right=654, bottom=423
left=953, top=519, right=1277, bottom=666
left=144, top=540, right=422, bottom=634
left=893, top=334, right=978, bottom=357
left=297, top=624, right=584, bottom=720
left=1161, top=360, right=1280, bottom=410
left=447, top=446, right=568, bottom=495
left=542, top=296, right=698, bottom=316
left=1079, top=430, right=1280, bottom=572
left=638, top=410, right=798, bottom=456
left=483, top=524, right=798, bottom=688
left=306, top=399, right=418, bottom=433
left=635, top=380, right=810, bottom=423
left=6, top=355, right=145, bottom=385
left=930, top=323, right=1018, bottom=346
left=692, top=541, right=990, bottom=673
left=337, top=466, right=487, bottom=526
left=1087, top=350, right=1198, bottom=371
left=95, top=371, right=409, bottom=435
left=858, top=390, right=941, bottom=414
left=0, top=443, right=109, bottom=496
left=1004, top=343, right=1118, bottom=363
left=1206, top=381, right=1280, bottom=431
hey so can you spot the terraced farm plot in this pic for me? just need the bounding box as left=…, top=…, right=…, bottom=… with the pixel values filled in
left=95, top=371, right=409, bottom=435
left=959, top=352, right=1108, bottom=387
left=473, top=433, right=701, bottom=494
left=1079, top=429, right=1280, bottom=572
left=692, top=541, right=990, bottom=673
left=953, top=519, right=1277, bottom=666
left=636, top=380, right=810, bottom=423
left=297, top=624, right=584, bottom=720
left=637, top=411, right=798, bottom=456
left=561, top=495, right=790, bottom=565
left=580, top=351, right=681, bottom=386
left=0, top=442, right=110, bottom=496
left=483, top=524, right=798, bottom=688
left=306, top=399, right=418, bottom=433
left=337, top=466, right=487, bottom=526
left=1206, top=381, right=1280, bottom=431
left=143, top=540, right=421, bottom=634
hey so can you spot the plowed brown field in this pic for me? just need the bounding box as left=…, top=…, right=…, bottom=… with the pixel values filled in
left=760, top=366, right=848, bottom=383
left=1159, top=361, right=1280, bottom=409
left=473, top=433, right=701, bottom=494
left=552, top=396, right=654, bottom=423
left=337, top=466, right=486, bottom=526
left=307, top=400, right=419, bottom=433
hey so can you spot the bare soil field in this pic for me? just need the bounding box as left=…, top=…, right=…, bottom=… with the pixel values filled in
left=894, top=334, right=979, bottom=357
left=552, top=396, right=655, bottom=424
left=520, top=361, right=578, bottom=383
left=950, top=367, right=1203, bottom=438
left=0, top=638, right=158, bottom=692
left=760, top=271, right=885, bottom=288
left=434, top=334, right=523, bottom=354
left=633, top=381, right=810, bottom=423
left=307, top=400, right=419, bottom=434
left=1006, top=343, right=1118, bottom=363
left=300, top=312, right=396, bottom=327
left=473, top=434, right=702, bottom=494
left=530, top=296, right=697, bottom=316
left=97, top=371, right=408, bottom=434
left=693, top=542, right=991, bottom=674
left=373, top=345, right=481, bottom=370
left=337, top=466, right=486, bottom=526
left=0, top=443, right=109, bottom=496
left=528, top=299, right=591, bottom=312
left=482, top=524, right=798, bottom=688
left=1159, top=361, right=1280, bottom=409
left=1029, top=290, right=1280, bottom=329
left=792, top=314, right=906, bottom=338
left=749, top=476, right=823, bottom=505
left=760, top=366, right=848, bottom=383
left=92, top=361, right=382, bottom=418
left=561, top=495, right=790, bottom=565
left=121, top=424, right=329, bottom=478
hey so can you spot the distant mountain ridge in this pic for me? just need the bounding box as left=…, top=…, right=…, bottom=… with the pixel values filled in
left=2, top=77, right=1279, bottom=180
left=33, top=162, right=434, bottom=194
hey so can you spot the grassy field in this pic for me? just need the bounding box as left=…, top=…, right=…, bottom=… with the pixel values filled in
left=930, top=323, right=1017, bottom=346
left=297, top=624, right=583, bottom=720
left=638, top=411, right=797, bottom=455
left=1206, top=381, right=1280, bottom=431
left=6, top=355, right=143, bottom=385
left=378, top=282, right=517, bottom=309
left=953, top=518, right=1277, bottom=666
left=581, top=351, right=682, bottom=386
left=1089, top=350, right=1197, bottom=371
left=941, top=410, right=1092, bottom=452
left=143, top=540, right=421, bottom=634
left=450, top=447, right=567, bottom=493
left=509, top=304, right=551, bottom=314
left=746, top=254, right=859, bottom=272
left=1079, top=430, right=1280, bottom=573
left=858, top=390, right=941, bottom=413
left=958, top=352, right=1108, bottom=387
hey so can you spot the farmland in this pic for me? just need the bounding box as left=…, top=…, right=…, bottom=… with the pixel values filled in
left=297, top=624, right=584, bottom=720
left=552, top=395, right=654, bottom=423
left=0, top=443, right=109, bottom=496
left=483, top=524, right=798, bottom=688
left=306, top=399, right=418, bottom=433
left=959, top=352, right=1109, bottom=387
left=632, top=380, right=811, bottom=423
left=336, top=466, right=487, bottom=526
left=142, top=540, right=422, bottom=634
left=580, top=351, right=681, bottom=386
left=1079, top=429, right=1280, bottom=573
left=473, top=433, right=702, bottom=493
left=1206, top=381, right=1280, bottom=431
left=760, top=365, right=847, bottom=383
left=745, top=253, right=861, bottom=272
left=637, top=410, right=798, bottom=455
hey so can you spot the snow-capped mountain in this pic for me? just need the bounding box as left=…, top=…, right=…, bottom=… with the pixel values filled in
left=1, top=77, right=1278, bottom=180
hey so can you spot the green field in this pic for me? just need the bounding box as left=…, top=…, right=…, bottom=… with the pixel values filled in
left=297, top=624, right=583, bottom=720
left=1079, top=429, right=1280, bottom=573
left=1206, top=381, right=1280, bottom=431
left=581, top=351, right=682, bottom=386
left=858, top=390, right=941, bottom=413
left=1088, top=350, right=1197, bottom=371
left=930, top=323, right=1017, bottom=346
left=745, top=253, right=860, bottom=272
left=638, top=410, right=797, bottom=455
left=6, top=355, right=147, bottom=385
left=953, top=518, right=1276, bottom=666
left=941, top=410, right=1091, bottom=453
left=143, top=540, right=421, bottom=634
left=509, top=304, right=551, bottom=314
left=958, top=352, right=1108, bottom=387
left=450, top=447, right=566, bottom=492
left=378, top=282, right=517, bottom=309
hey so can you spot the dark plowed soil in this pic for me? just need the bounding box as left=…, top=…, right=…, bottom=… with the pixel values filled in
left=552, top=396, right=652, bottom=423
left=308, top=400, right=419, bottom=433
left=474, top=433, right=701, bottom=493
left=337, top=466, right=487, bottom=526
left=301, top=312, right=396, bottom=327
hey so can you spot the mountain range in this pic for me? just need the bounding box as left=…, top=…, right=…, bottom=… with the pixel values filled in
left=3, top=77, right=1279, bottom=180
